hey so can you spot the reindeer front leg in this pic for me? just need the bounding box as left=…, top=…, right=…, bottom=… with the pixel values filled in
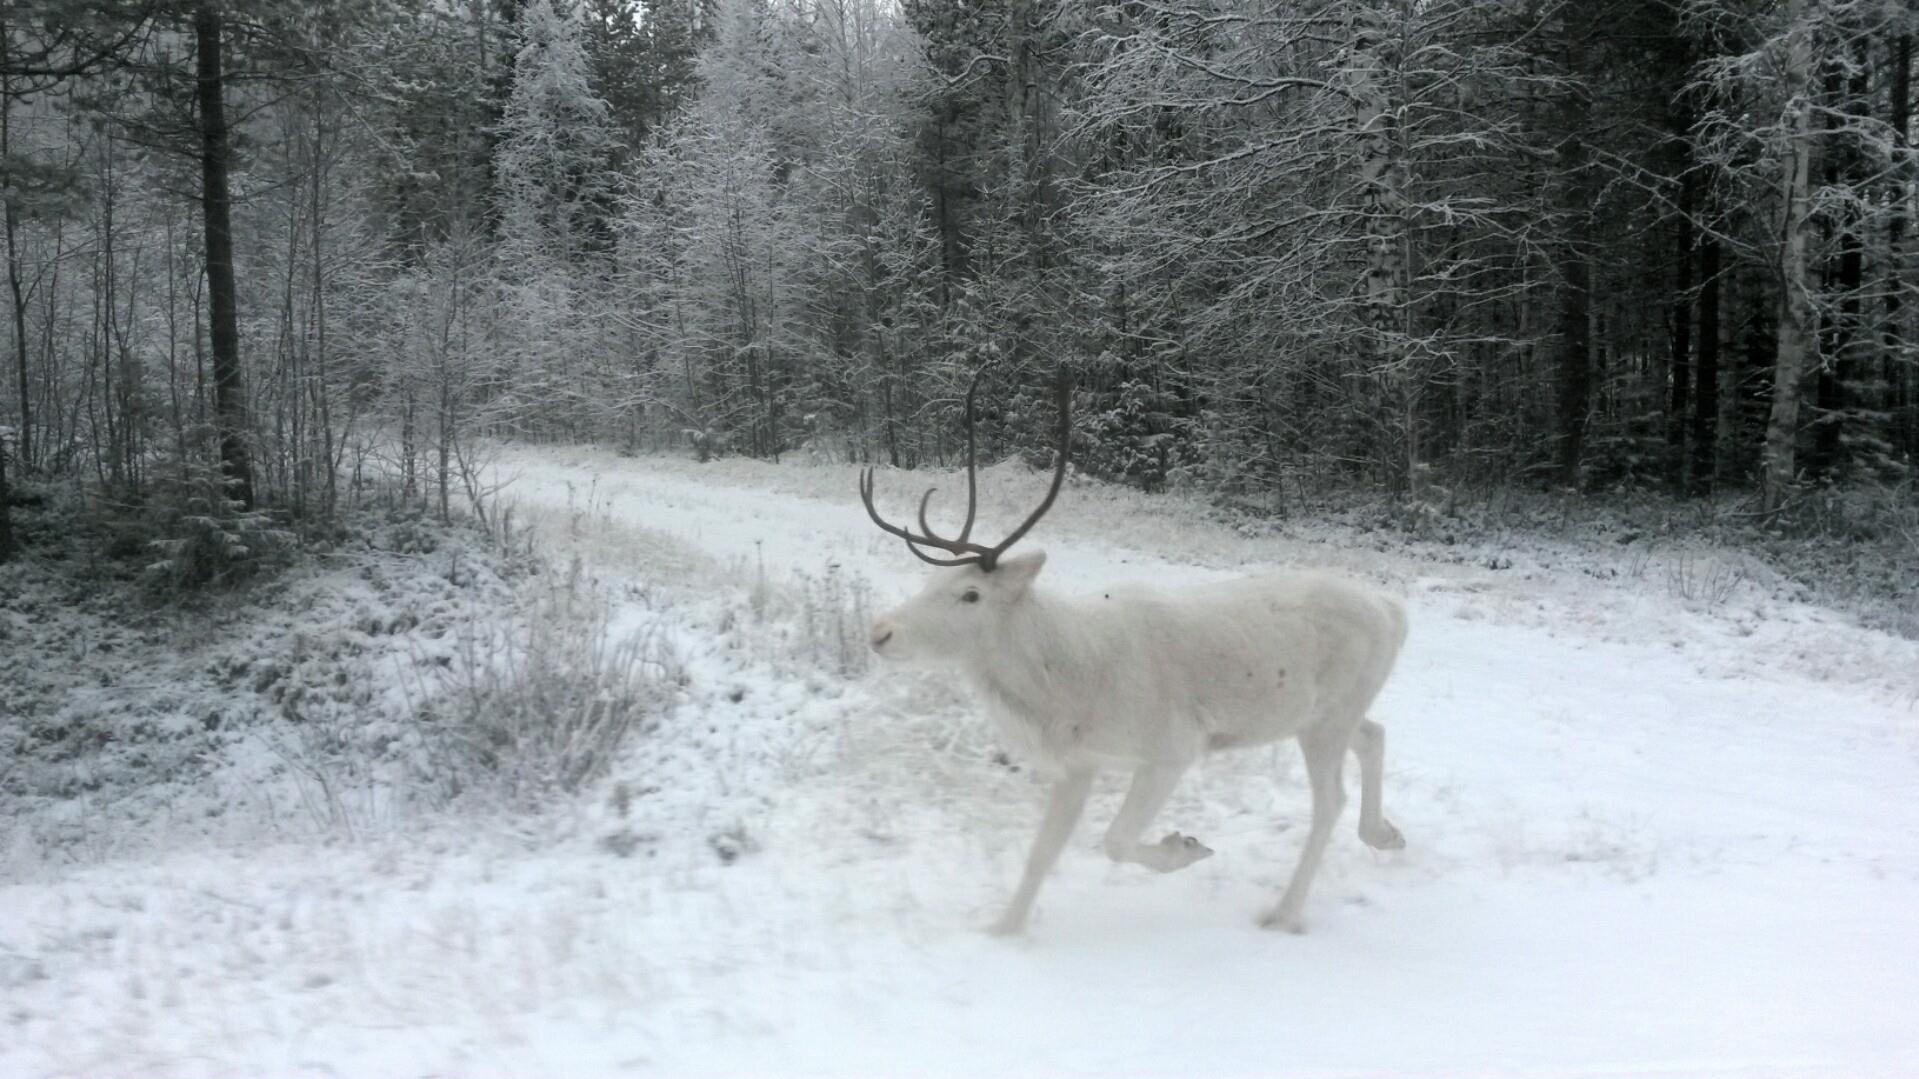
left=1261, top=723, right=1353, bottom=932
left=989, top=769, right=1094, bottom=935
left=1102, top=760, right=1212, bottom=871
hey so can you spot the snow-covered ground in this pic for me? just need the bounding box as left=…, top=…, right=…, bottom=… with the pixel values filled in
left=5, top=444, right=1918, bottom=1077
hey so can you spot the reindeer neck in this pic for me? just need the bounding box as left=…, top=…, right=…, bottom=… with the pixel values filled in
left=961, top=590, right=1092, bottom=707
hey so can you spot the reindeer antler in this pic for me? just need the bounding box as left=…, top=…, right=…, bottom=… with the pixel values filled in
left=859, top=370, right=1071, bottom=572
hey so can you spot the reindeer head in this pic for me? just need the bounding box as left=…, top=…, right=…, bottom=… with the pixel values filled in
left=862, top=371, right=1070, bottom=664
left=867, top=550, right=1049, bottom=663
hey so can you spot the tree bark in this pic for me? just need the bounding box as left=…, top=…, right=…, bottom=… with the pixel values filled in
left=2, top=29, right=31, bottom=473
left=1691, top=227, right=1721, bottom=495
left=1888, top=31, right=1912, bottom=462
left=194, top=4, right=254, bottom=509
left=1823, top=168, right=1863, bottom=476
left=4, top=207, right=24, bottom=474
left=1351, top=3, right=1412, bottom=491
left=1554, top=15, right=1592, bottom=488
left=1556, top=244, right=1591, bottom=487
left=1812, top=46, right=1869, bottom=479
left=0, top=430, right=14, bottom=561
left=311, top=90, right=336, bottom=517
left=1762, top=3, right=1816, bottom=513
left=1667, top=170, right=1694, bottom=488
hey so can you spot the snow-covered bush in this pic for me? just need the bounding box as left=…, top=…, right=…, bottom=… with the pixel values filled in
left=420, top=557, right=677, bottom=805
left=1076, top=376, right=1198, bottom=493
left=1, top=504, right=530, bottom=856
left=133, top=457, right=295, bottom=594
left=786, top=562, right=873, bottom=679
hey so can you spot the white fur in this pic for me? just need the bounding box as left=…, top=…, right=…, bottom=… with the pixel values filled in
left=870, top=550, right=1409, bottom=934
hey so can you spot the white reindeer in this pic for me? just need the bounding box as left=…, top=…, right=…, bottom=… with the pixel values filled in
left=861, top=376, right=1408, bottom=935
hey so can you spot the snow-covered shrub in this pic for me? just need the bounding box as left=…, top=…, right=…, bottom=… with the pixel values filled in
left=1661, top=549, right=1750, bottom=609
left=788, top=562, right=872, bottom=678
left=2, top=506, right=529, bottom=855
left=422, top=557, right=676, bottom=804
left=1074, top=376, right=1197, bottom=493
left=134, top=458, right=295, bottom=593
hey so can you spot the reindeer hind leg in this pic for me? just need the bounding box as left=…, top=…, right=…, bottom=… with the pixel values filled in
left=1352, top=717, right=1406, bottom=851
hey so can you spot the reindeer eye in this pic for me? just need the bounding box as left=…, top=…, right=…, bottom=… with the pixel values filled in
left=960, top=589, right=981, bottom=604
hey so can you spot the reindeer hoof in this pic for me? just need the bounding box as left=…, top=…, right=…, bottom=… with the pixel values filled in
left=986, top=913, right=1028, bottom=937
left=1361, top=820, right=1406, bottom=851
left=1258, top=908, right=1306, bottom=934
left=1152, top=832, right=1214, bottom=871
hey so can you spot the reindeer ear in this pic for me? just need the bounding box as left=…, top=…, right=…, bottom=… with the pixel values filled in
left=995, top=549, right=1047, bottom=594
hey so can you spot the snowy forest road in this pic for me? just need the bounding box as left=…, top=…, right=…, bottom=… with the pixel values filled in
left=6, top=445, right=1917, bottom=1078
left=479, top=444, right=1919, bottom=1078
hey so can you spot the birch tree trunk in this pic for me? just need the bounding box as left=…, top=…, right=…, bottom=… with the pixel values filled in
left=1351, top=2, right=1411, bottom=492
left=1762, top=0, right=1817, bottom=513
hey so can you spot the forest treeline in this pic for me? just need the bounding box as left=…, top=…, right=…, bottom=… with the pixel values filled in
left=1, top=0, right=1915, bottom=564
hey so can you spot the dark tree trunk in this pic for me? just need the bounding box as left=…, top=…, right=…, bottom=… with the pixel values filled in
left=1668, top=170, right=1694, bottom=488
left=194, top=5, right=254, bottom=509
left=0, top=432, right=13, bottom=561
left=1819, top=212, right=1863, bottom=472
left=1556, top=242, right=1591, bottom=486
left=1691, top=229, right=1721, bottom=495
left=1889, top=32, right=1912, bottom=462
left=1554, top=18, right=1593, bottom=489
left=2, top=33, right=31, bottom=473
left=5, top=229, right=22, bottom=472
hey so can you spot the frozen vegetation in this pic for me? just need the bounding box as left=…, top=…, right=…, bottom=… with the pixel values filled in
left=5, top=2, right=1917, bottom=1073
left=2, top=446, right=1916, bottom=1077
